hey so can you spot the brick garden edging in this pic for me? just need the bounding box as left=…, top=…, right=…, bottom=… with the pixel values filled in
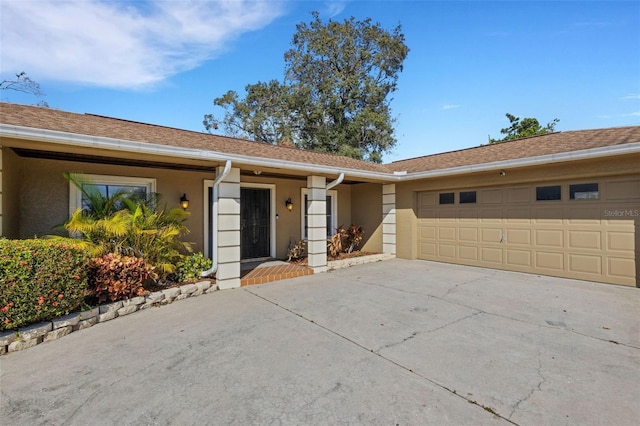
left=0, top=280, right=216, bottom=355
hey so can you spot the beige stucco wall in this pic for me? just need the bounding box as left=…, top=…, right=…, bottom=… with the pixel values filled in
left=351, top=183, right=383, bottom=253
left=2, top=147, right=22, bottom=239
left=11, top=155, right=213, bottom=252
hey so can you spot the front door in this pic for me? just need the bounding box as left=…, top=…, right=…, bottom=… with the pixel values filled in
left=240, top=188, right=271, bottom=260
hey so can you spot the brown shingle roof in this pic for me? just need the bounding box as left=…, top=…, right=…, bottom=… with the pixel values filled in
left=0, top=103, right=391, bottom=173
left=2, top=103, right=639, bottom=176
left=388, top=126, right=640, bottom=173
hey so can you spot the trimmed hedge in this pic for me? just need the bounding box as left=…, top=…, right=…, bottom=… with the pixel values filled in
left=0, top=239, right=90, bottom=331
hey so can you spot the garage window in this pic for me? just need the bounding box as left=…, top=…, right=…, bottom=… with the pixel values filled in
left=570, top=183, right=599, bottom=200
left=460, top=191, right=477, bottom=204
left=439, top=192, right=455, bottom=204
left=536, top=185, right=561, bottom=201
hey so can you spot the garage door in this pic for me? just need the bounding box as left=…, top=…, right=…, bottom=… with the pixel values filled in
left=417, top=176, right=640, bottom=286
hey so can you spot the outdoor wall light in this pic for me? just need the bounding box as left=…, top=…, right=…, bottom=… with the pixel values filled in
left=499, top=170, right=506, bottom=176
left=180, top=193, right=190, bottom=210
left=285, top=198, right=294, bottom=211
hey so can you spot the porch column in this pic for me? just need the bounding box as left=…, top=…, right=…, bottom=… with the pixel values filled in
left=216, top=166, right=241, bottom=289
left=307, top=175, right=327, bottom=273
left=382, top=184, right=396, bottom=255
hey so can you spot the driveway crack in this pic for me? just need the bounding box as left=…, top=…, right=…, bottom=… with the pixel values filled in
left=244, top=288, right=516, bottom=425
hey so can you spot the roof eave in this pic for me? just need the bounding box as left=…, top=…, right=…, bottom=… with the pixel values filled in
left=0, top=124, right=395, bottom=182
left=398, top=142, right=640, bottom=181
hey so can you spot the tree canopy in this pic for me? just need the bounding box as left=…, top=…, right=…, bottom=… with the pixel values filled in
left=490, top=113, right=559, bottom=143
left=204, top=12, right=409, bottom=163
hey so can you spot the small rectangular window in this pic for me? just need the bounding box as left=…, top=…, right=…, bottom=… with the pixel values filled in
left=570, top=183, right=599, bottom=200
left=536, top=185, right=561, bottom=201
left=459, top=191, right=477, bottom=204
left=439, top=192, right=454, bottom=204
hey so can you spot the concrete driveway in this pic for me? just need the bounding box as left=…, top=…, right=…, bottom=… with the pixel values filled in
left=1, top=259, right=639, bottom=425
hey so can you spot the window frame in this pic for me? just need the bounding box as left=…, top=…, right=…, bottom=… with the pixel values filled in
left=535, top=185, right=562, bottom=201
left=69, top=174, right=156, bottom=216
left=459, top=191, right=477, bottom=204
left=569, top=183, right=599, bottom=200
left=439, top=192, right=455, bottom=205
left=301, top=188, right=338, bottom=240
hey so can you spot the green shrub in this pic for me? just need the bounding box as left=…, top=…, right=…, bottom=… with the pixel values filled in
left=87, top=253, right=151, bottom=304
left=172, top=253, right=212, bottom=283
left=0, top=238, right=90, bottom=331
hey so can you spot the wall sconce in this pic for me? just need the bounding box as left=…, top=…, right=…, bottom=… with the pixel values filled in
left=285, top=198, right=294, bottom=211
left=180, top=193, right=190, bottom=210
left=499, top=170, right=506, bottom=176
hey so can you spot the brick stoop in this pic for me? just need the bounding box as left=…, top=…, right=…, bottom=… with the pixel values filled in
left=240, top=264, right=313, bottom=286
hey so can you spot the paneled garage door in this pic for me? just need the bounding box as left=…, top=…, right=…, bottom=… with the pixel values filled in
left=417, top=176, right=639, bottom=286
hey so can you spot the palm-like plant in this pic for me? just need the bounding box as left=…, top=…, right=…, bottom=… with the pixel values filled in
left=59, top=173, right=193, bottom=278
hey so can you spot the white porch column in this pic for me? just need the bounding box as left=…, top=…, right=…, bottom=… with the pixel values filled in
left=307, top=175, right=327, bottom=273
left=382, top=184, right=396, bottom=255
left=216, top=166, right=241, bottom=289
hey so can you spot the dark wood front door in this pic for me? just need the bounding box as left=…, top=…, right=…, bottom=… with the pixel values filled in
left=240, top=188, right=271, bottom=260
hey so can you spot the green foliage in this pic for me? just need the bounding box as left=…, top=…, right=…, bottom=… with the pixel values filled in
left=172, top=253, right=212, bottom=283
left=205, top=11, right=409, bottom=163
left=490, top=113, right=559, bottom=143
left=87, top=253, right=151, bottom=304
left=327, top=224, right=365, bottom=257
left=0, top=238, right=90, bottom=331
left=62, top=174, right=193, bottom=278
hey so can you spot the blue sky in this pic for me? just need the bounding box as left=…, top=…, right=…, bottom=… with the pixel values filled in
left=1, top=0, right=639, bottom=162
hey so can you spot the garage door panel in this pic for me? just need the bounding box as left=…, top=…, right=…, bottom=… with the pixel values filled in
left=533, top=207, right=564, bottom=222
left=420, top=226, right=436, bottom=240
left=438, top=244, right=456, bottom=259
left=535, top=251, right=564, bottom=271
left=507, top=187, right=530, bottom=203
left=438, top=227, right=456, bottom=241
left=418, top=209, right=436, bottom=221
left=605, top=179, right=640, bottom=201
left=507, top=228, right=531, bottom=245
left=569, top=254, right=602, bottom=275
left=458, top=209, right=478, bottom=221
left=481, top=208, right=502, bottom=222
left=607, top=232, right=634, bottom=251
left=481, top=247, right=503, bottom=264
left=565, top=207, right=602, bottom=223
left=420, top=242, right=436, bottom=257
left=481, top=228, right=502, bottom=243
left=507, top=249, right=532, bottom=267
left=419, top=192, right=438, bottom=206
left=608, top=257, right=636, bottom=279
left=568, top=230, right=602, bottom=250
left=438, top=210, right=456, bottom=221
left=459, top=245, right=478, bottom=261
left=481, top=189, right=502, bottom=204
left=535, top=229, right=564, bottom=247
left=459, top=227, right=478, bottom=242
left=505, top=211, right=531, bottom=224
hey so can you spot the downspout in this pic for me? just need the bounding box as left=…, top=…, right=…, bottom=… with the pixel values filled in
left=326, top=173, right=344, bottom=190
left=201, top=160, right=232, bottom=277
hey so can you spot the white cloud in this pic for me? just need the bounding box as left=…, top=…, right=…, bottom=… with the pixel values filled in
left=622, top=94, right=640, bottom=100
left=625, top=111, right=640, bottom=117
left=323, top=1, right=349, bottom=18
left=0, top=0, right=286, bottom=89
left=442, top=104, right=461, bottom=110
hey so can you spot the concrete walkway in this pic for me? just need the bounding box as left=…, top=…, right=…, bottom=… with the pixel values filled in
left=1, top=259, right=638, bottom=425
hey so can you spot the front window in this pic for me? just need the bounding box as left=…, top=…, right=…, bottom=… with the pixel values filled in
left=69, top=174, right=156, bottom=216
left=301, top=189, right=337, bottom=239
